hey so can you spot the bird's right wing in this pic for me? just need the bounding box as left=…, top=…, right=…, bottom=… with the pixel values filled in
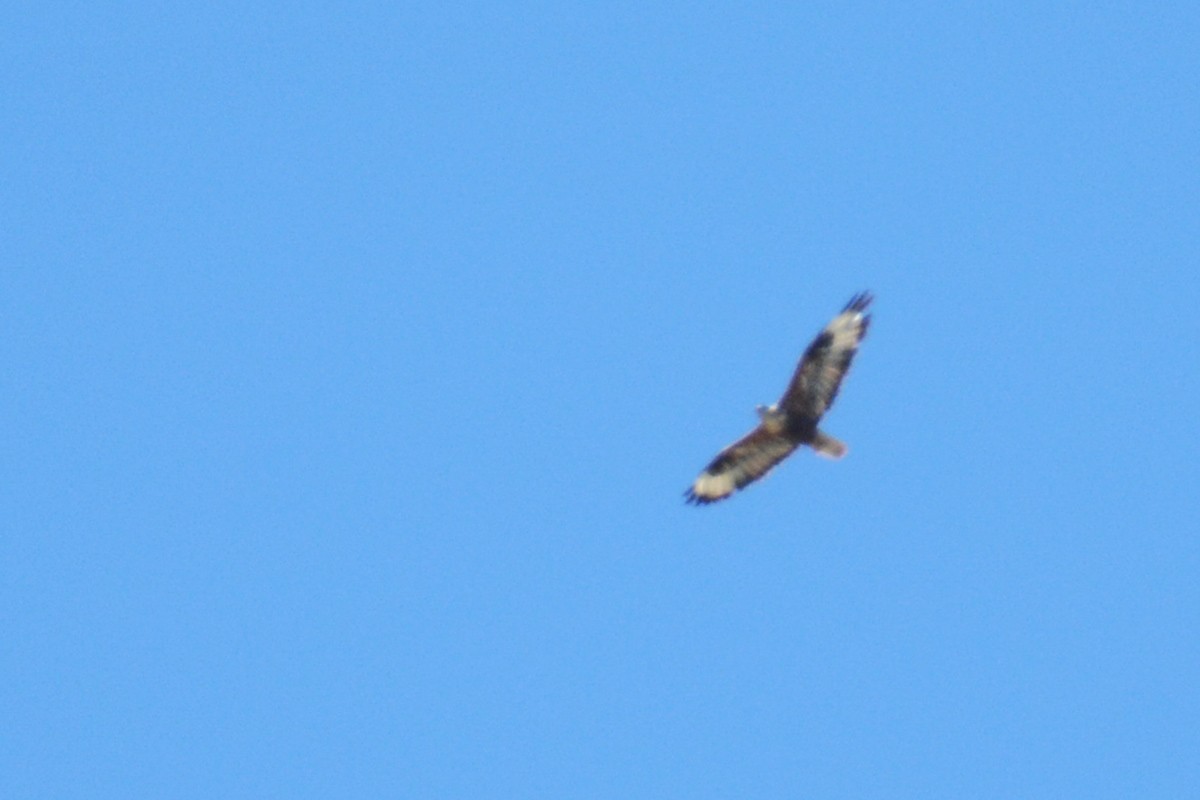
left=685, top=425, right=799, bottom=505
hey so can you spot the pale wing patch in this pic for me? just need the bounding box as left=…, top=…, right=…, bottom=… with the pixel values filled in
left=689, top=471, right=737, bottom=501
left=824, top=309, right=867, bottom=349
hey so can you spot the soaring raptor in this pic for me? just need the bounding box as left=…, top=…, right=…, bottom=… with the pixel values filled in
left=685, top=292, right=872, bottom=505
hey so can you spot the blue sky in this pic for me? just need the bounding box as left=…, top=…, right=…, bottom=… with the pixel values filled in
left=5, top=3, right=1200, bottom=797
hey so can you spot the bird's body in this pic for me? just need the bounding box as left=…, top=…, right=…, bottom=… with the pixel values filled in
left=685, top=292, right=872, bottom=505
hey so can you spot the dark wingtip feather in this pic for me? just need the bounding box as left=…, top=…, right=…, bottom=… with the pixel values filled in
left=683, top=488, right=719, bottom=506
left=843, top=291, right=873, bottom=313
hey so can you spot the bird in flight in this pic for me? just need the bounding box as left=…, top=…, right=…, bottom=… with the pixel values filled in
left=685, top=292, right=873, bottom=505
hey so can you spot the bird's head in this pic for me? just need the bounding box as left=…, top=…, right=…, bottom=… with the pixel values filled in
left=755, top=404, right=783, bottom=421
left=756, top=404, right=786, bottom=433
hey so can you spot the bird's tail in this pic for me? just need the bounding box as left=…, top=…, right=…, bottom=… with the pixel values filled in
left=810, top=429, right=847, bottom=459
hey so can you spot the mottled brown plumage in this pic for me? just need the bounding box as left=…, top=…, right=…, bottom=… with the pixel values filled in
left=685, top=292, right=872, bottom=505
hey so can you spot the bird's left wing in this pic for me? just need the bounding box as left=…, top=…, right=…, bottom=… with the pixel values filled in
left=779, top=292, right=872, bottom=423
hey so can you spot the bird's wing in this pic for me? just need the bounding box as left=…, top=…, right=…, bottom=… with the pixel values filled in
left=779, top=292, right=872, bottom=423
left=685, top=424, right=799, bottom=504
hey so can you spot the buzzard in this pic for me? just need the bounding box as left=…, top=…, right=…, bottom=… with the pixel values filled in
left=685, top=292, right=872, bottom=505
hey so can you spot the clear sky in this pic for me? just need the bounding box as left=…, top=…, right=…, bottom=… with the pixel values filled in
left=5, top=3, right=1200, bottom=797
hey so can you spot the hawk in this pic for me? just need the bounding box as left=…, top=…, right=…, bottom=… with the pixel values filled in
left=685, top=292, right=873, bottom=505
